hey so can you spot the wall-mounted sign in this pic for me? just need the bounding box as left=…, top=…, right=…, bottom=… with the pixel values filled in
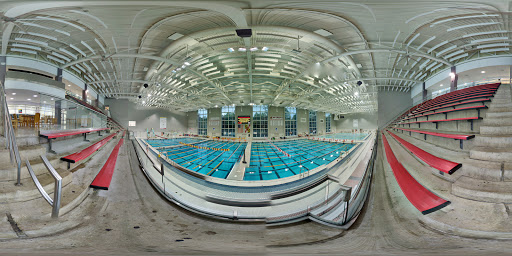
left=128, top=121, right=136, bottom=127
left=353, top=119, right=359, bottom=128
left=300, top=118, right=306, bottom=122
left=270, top=116, right=283, bottom=126
left=160, top=117, right=167, bottom=129
left=238, top=116, right=251, bottom=124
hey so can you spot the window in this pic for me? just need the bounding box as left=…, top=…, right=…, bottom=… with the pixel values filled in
left=129, top=121, right=136, bottom=127
left=285, top=107, right=297, bottom=136
left=253, top=105, right=268, bottom=138
left=198, top=109, right=207, bottom=135
left=325, top=113, right=331, bottom=133
left=309, top=110, right=317, bottom=134
left=221, top=106, right=236, bottom=137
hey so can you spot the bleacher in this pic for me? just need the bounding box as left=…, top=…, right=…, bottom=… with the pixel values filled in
left=60, top=132, right=118, bottom=169
left=381, top=82, right=501, bottom=215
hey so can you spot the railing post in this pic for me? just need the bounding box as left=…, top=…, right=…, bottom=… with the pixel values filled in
left=52, top=178, right=62, bottom=218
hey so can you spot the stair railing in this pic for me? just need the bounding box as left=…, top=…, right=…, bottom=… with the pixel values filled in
left=1, top=81, right=22, bottom=185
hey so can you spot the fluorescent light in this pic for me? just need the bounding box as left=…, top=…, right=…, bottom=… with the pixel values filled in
left=416, top=36, right=436, bottom=50
left=440, top=84, right=443, bottom=87
left=142, top=101, right=145, bottom=104
left=184, top=62, right=191, bottom=66
left=69, top=44, right=86, bottom=57
left=238, top=47, right=247, bottom=52
left=27, top=98, right=31, bottom=101
left=33, top=95, right=37, bottom=97
left=36, top=16, right=85, bottom=31
left=10, top=98, right=13, bottom=100
left=463, top=30, right=508, bottom=38
left=250, top=47, right=258, bottom=51
left=228, top=48, right=234, bottom=53
left=12, top=43, right=41, bottom=51
left=447, top=22, right=501, bottom=32
left=481, top=71, right=486, bottom=74
left=476, top=43, right=510, bottom=49
left=480, top=47, right=509, bottom=53
left=11, top=48, right=37, bottom=55
left=354, top=92, right=359, bottom=96
left=12, top=93, right=16, bottom=95
left=14, top=38, right=48, bottom=46
left=262, top=47, right=269, bottom=51
left=81, top=41, right=95, bottom=55
left=471, top=37, right=509, bottom=44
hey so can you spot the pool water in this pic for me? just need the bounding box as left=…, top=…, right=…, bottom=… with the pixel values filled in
left=319, top=133, right=368, bottom=141
left=146, top=138, right=204, bottom=148
left=245, top=140, right=355, bottom=181
left=160, top=140, right=247, bottom=179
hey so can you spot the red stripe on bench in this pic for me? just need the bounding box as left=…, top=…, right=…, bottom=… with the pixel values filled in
left=399, top=116, right=481, bottom=125
left=402, top=105, right=486, bottom=121
left=382, top=132, right=450, bottom=214
left=386, top=130, right=461, bottom=174
left=90, top=138, right=124, bottom=190
left=393, top=127, right=475, bottom=140
left=60, top=132, right=117, bottom=163
left=413, top=98, right=491, bottom=115
left=40, top=128, right=109, bottom=139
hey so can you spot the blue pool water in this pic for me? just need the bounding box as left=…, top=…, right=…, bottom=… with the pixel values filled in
left=319, top=133, right=368, bottom=141
left=158, top=140, right=247, bottom=179
left=145, top=138, right=204, bottom=148
left=245, top=140, right=355, bottom=181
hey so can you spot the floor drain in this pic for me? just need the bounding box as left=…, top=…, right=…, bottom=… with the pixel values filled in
left=134, top=226, right=140, bottom=229
left=6, top=212, right=27, bottom=238
left=105, top=228, right=112, bottom=231
left=175, top=239, right=184, bottom=242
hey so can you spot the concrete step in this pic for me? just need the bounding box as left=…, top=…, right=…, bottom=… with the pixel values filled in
left=470, top=146, right=512, bottom=162
left=482, top=117, right=512, bottom=126
left=452, top=176, right=512, bottom=203
left=486, top=111, right=512, bottom=119
left=0, top=157, right=66, bottom=182
left=490, top=102, right=512, bottom=108
left=480, top=125, right=512, bottom=135
left=491, top=98, right=512, bottom=104
left=0, top=145, right=46, bottom=166
left=474, top=135, right=512, bottom=148
left=460, top=158, right=503, bottom=181
left=487, top=106, right=512, bottom=112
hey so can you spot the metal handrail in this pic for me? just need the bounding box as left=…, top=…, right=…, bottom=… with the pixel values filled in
left=26, top=155, right=62, bottom=218
left=1, top=83, right=22, bottom=185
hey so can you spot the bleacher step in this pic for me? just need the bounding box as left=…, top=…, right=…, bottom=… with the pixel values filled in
left=486, top=112, right=512, bottom=118
left=482, top=117, right=512, bottom=126
left=470, top=146, right=512, bottom=162
left=452, top=176, right=512, bottom=203
left=480, top=125, right=512, bottom=135
left=474, top=135, right=512, bottom=148
left=0, top=145, right=46, bottom=166
left=460, top=158, right=503, bottom=181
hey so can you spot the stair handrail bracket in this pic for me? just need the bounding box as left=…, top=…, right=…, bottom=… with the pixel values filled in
left=26, top=155, right=62, bottom=218
left=1, top=81, right=22, bottom=185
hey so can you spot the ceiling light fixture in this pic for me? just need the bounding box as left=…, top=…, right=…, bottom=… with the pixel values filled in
left=262, top=47, right=269, bottom=51
left=228, top=48, right=234, bottom=53
left=238, top=48, right=247, bottom=52
left=440, top=84, right=443, bottom=87
left=33, top=95, right=38, bottom=97
left=481, top=71, right=486, bottom=74
left=184, top=62, right=191, bottom=66
left=250, top=47, right=258, bottom=52
left=12, top=93, right=16, bottom=95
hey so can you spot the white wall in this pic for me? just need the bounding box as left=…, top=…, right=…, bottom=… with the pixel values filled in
left=333, top=112, right=378, bottom=130
left=106, top=99, right=188, bottom=133
left=378, top=91, right=412, bottom=128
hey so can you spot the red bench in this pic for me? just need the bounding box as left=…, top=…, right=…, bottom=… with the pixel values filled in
left=399, top=117, right=482, bottom=130
left=401, top=105, right=487, bottom=122
left=40, top=128, right=109, bottom=153
left=392, top=127, right=475, bottom=149
left=60, top=132, right=117, bottom=169
left=382, top=132, right=450, bottom=214
left=413, top=98, right=491, bottom=116
left=386, top=130, right=461, bottom=174
left=90, top=138, right=124, bottom=190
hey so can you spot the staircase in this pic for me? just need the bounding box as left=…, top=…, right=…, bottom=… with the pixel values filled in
left=453, top=84, right=512, bottom=201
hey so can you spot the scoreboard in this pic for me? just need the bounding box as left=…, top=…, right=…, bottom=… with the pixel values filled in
left=238, top=116, right=251, bottom=124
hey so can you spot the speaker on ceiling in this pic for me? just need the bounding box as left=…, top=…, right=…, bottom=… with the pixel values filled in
left=357, top=81, right=363, bottom=86
left=236, top=29, right=252, bottom=38
left=143, top=83, right=149, bottom=88
left=138, top=95, right=142, bottom=99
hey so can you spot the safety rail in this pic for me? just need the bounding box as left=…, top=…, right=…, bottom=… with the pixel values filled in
left=1, top=82, right=22, bottom=185
left=26, top=155, right=62, bottom=218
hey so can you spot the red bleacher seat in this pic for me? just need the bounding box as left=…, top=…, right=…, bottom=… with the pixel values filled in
left=382, top=132, right=450, bottom=214
left=61, top=132, right=117, bottom=164
left=90, top=138, right=124, bottom=190
left=40, top=128, right=108, bottom=139
left=393, top=127, right=475, bottom=140
left=402, top=105, right=486, bottom=121
left=386, top=130, right=461, bottom=174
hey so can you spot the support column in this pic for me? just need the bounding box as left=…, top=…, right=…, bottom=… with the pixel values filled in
left=56, top=68, right=63, bottom=82
left=422, top=82, right=427, bottom=101
left=55, top=100, right=62, bottom=128
left=450, top=66, right=458, bottom=92
left=0, top=56, right=6, bottom=136
left=95, top=98, right=99, bottom=108
left=82, top=84, right=87, bottom=102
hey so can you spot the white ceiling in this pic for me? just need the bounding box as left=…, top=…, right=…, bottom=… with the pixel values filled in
left=1, top=0, right=511, bottom=114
